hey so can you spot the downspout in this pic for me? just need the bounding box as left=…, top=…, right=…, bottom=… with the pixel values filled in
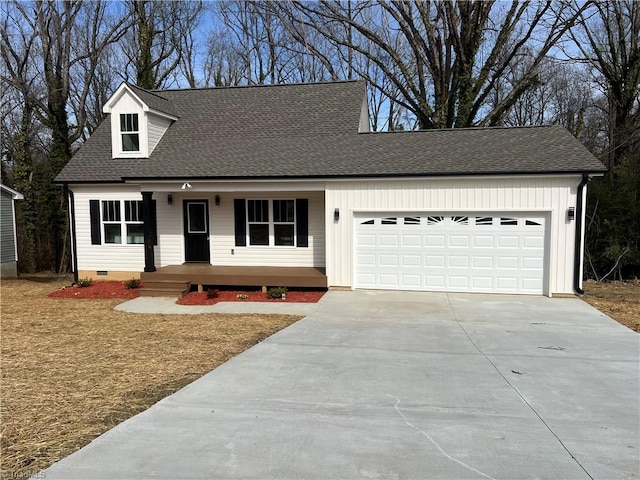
left=67, top=186, right=79, bottom=284
left=574, top=173, right=589, bottom=294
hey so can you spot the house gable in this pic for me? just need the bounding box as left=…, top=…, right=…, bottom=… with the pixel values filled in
left=102, top=83, right=177, bottom=159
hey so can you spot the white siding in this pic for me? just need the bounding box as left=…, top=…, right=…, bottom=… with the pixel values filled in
left=108, top=91, right=148, bottom=158
left=72, top=185, right=147, bottom=272
left=148, top=113, right=172, bottom=154
left=325, top=176, right=582, bottom=295
left=72, top=186, right=325, bottom=273
left=174, top=191, right=325, bottom=267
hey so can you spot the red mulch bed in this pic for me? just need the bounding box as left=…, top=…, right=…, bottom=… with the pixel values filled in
left=48, top=281, right=142, bottom=299
left=177, top=289, right=325, bottom=305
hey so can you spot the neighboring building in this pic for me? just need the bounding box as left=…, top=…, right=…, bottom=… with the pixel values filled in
left=55, top=81, right=606, bottom=296
left=1, top=184, right=24, bottom=277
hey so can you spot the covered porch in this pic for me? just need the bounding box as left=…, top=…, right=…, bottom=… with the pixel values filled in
left=140, top=264, right=328, bottom=297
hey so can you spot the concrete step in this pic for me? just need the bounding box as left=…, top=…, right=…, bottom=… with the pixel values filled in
left=140, top=280, right=191, bottom=298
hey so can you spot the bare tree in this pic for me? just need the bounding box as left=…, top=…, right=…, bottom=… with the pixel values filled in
left=569, top=0, right=640, bottom=170
left=276, top=0, right=589, bottom=129
left=1, top=0, right=128, bottom=271
left=121, top=0, right=203, bottom=89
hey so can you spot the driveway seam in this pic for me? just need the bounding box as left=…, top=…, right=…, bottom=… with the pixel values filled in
left=445, top=293, right=595, bottom=480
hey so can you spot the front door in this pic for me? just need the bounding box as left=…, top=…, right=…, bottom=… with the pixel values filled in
left=184, top=200, right=210, bottom=262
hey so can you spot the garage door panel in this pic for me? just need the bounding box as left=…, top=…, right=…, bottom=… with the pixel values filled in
left=449, top=235, right=470, bottom=247
left=401, top=255, right=422, bottom=267
left=497, top=235, right=519, bottom=248
left=425, top=255, right=445, bottom=267
left=355, top=213, right=546, bottom=295
left=473, top=235, right=495, bottom=248
left=473, top=256, right=494, bottom=268
left=357, top=234, right=376, bottom=247
left=448, top=256, right=469, bottom=268
left=448, top=276, right=469, bottom=288
left=401, top=234, right=422, bottom=247
left=426, top=235, right=446, bottom=247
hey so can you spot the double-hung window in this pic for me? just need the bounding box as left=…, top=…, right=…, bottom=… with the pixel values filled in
left=246, top=199, right=296, bottom=246
left=120, top=113, right=139, bottom=152
left=101, top=200, right=144, bottom=244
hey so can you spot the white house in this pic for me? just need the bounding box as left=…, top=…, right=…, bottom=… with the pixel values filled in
left=55, top=81, right=606, bottom=296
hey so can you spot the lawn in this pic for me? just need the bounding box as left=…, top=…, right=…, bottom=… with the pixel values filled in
left=582, top=279, right=640, bottom=332
left=0, top=276, right=302, bottom=477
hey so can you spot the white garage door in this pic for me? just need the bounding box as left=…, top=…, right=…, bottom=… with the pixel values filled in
left=355, top=213, right=547, bottom=295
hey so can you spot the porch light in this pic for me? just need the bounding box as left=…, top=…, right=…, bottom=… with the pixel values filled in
left=167, top=194, right=173, bottom=205
left=215, top=194, right=220, bottom=206
left=567, top=207, right=575, bottom=221
left=334, top=208, right=340, bottom=222
left=181, top=182, right=192, bottom=190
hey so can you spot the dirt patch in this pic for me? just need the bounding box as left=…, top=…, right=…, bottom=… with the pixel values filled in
left=177, top=289, right=325, bottom=305
left=48, top=280, right=141, bottom=299
left=1, top=276, right=302, bottom=477
left=582, top=279, right=640, bottom=333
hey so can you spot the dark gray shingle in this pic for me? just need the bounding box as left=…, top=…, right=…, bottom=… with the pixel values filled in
left=56, top=81, right=605, bottom=184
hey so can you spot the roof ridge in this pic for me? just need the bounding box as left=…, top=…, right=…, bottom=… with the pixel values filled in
left=358, top=124, right=562, bottom=135
left=125, top=82, right=170, bottom=102
left=152, top=79, right=365, bottom=94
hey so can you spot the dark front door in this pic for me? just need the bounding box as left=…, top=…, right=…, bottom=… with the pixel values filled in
left=184, top=200, right=210, bottom=262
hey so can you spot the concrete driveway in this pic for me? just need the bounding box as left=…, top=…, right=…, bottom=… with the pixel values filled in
left=43, top=291, right=639, bottom=479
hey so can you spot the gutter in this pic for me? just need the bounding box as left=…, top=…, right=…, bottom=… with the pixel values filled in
left=574, top=173, right=589, bottom=294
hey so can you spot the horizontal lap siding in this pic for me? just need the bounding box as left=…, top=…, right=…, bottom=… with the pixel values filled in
left=209, top=191, right=325, bottom=267
left=72, top=186, right=147, bottom=272
left=0, top=190, right=16, bottom=263
left=325, top=176, right=581, bottom=294
left=73, top=187, right=325, bottom=272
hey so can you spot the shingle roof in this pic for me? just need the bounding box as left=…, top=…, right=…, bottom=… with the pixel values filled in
left=56, top=81, right=606, bottom=184
left=126, top=83, right=178, bottom=118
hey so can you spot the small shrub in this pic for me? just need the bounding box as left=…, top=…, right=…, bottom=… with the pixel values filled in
left=267, top=286, right=288, bottom=299
left=236, top=293, right=248, bottom=300
left=124, top=278, right=141, bottom=289
left=206, top=288, right=219, bottom=299
left=77, top=277, right=93, bottom=288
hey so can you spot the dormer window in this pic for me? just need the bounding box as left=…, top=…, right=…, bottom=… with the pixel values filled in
left=120, top=114, right=140, bottom=152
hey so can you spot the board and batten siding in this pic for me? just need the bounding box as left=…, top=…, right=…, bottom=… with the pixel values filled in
left=325, top=175, right=584, bottom=295
left=71, top=186, right=325, bottom=276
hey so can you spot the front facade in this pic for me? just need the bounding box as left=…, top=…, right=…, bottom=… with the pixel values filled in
left=0, top=184, right=24, bottom=277
left=57, top=81, right=605, bottom=296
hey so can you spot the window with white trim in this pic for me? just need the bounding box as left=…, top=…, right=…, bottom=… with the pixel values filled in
left=120, top=113, right=140, bottom=152
left=246, top=199, right=296, bottom=246
left=102, top=200, right=144, bottom=244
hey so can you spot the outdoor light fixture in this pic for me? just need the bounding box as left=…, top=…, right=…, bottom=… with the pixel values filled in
left=167, top=194, right=173, bottom=205
left=181, top=182, right=192, bottom=190
left=567, top=207, right=575, bottom=221
left=215, top=195, right=220, bottom=206
left=334, top=208, right=340, bottom=222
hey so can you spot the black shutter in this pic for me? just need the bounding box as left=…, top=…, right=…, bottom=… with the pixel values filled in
left=151, top=199, right=158, bottom=246
left=90, top=200, right=101, bottom=245
left=234, top=199, right=246, bottom=246
left=296, top=199, right=309, bottom=247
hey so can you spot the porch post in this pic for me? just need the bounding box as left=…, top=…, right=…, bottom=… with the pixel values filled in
left=141, top=191, right=156, bottom=272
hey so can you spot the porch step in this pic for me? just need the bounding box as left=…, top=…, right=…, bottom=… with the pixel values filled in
left=140, top=280, right=191, bottom=298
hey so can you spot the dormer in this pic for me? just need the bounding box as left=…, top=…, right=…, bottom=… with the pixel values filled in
left=103, top=83, right=178, bottom=159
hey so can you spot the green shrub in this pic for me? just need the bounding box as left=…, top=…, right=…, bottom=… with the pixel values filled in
left=77, top=277, right=93, bottom=288
left=267, top=286, right=288, bottom=299
left=124, top=278, right=141, bottom=289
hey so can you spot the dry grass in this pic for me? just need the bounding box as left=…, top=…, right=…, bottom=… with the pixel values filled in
left=583, top=279, right=640, bottom=333
left=0, top=276, right=302, bottom=477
